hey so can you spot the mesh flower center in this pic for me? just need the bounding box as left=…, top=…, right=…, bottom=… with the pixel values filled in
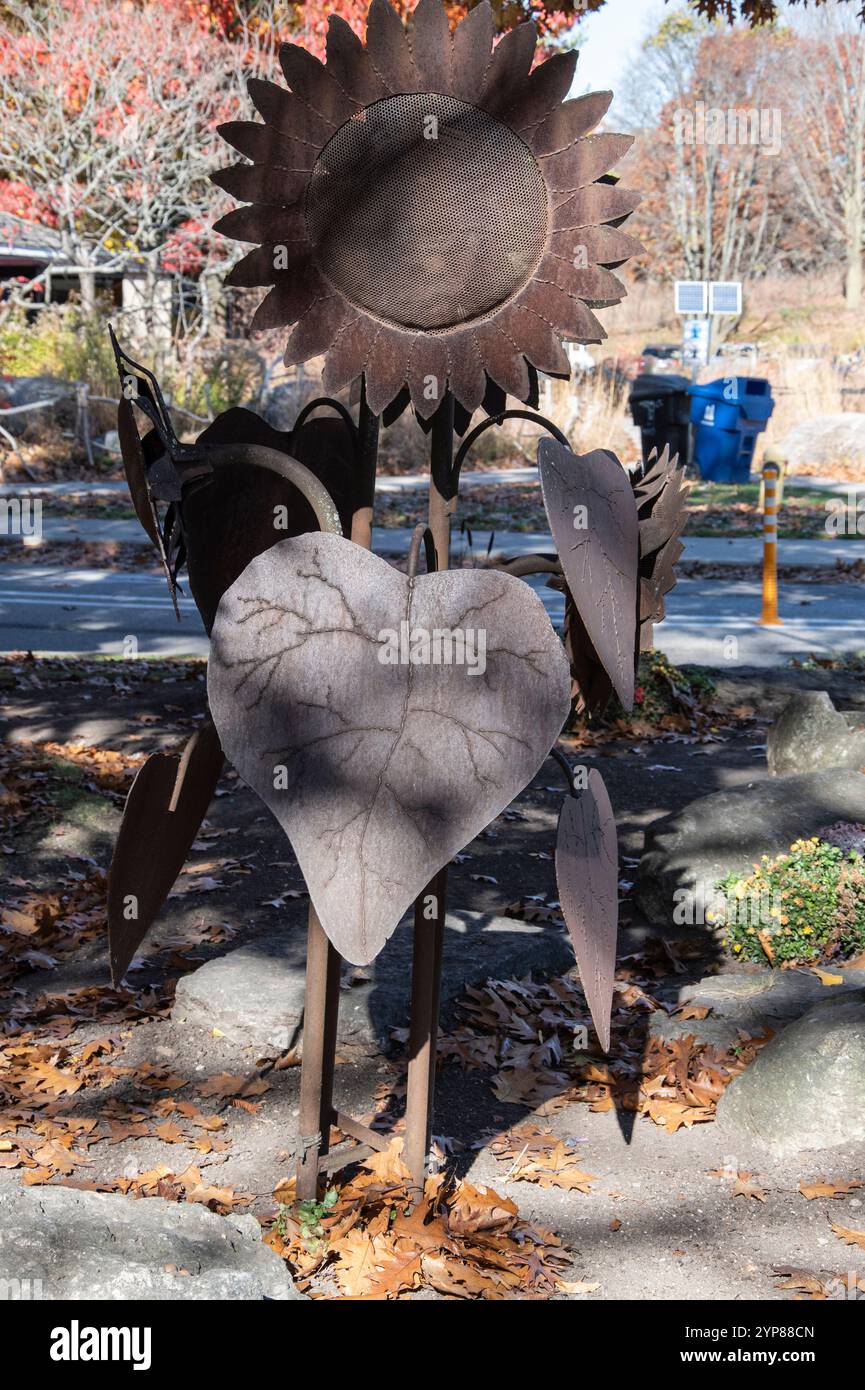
left=305, top=93, right=549, bottom=333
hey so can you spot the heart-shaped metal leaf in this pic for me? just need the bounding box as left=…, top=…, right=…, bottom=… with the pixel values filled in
left=107, top=722, right=223, bottom=983
left=538, top=440, right=638, bottom=710
left=555, top=768, right=618, bottom=1052
left=207, top=532, right=571, bottom=965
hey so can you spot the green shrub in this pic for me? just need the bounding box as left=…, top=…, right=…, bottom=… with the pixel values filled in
left=718, top=838, right=865, bottom=966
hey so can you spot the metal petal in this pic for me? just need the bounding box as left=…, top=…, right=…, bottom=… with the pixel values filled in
left=366, top=0, right=419, bottom=93
left=107, top=723, right=224, bottom=984
left=452, top=0, right=494, bottom=102
left=474, top=321, right=530, bottom=401
left=553, top=182, right=642, bottom=230
left=541, top=132, right=635, bottom=192
left=408, top=335, right=449, bottom=418
left=551, top=224, right=645, bottom=266
left=409, top=0, right=453, bottom=93
left=520, top=280, right=607, bottom=343
left=210, top=163, right=309, bottom=207
left=278, top=42, right=360, bottom=126
left=538, top=253, right=627, bottom=304
left=446, top=330, right=486, bottom=415
left=247, top=77, right=334, bottom=147
left=363, top=327, right=413, bottom=415
left=321, top=317, right=375, bottom=394
left=212, top=204, right=307, bottom=246
left=503, top=50, right=578, bottom=135
left=479, top=23, right=537, bottom=116
left=538, top=439, right=638, bottom=709
left=284, top=295, right=350, bottom=366
left=555, top=769, right=618, bottom=1053
left=496, top=303, right=570, bottom=377
left=225, top=241, right=310, bottom=288
left=250, top=278, right=321, bottom=334
left=217, top=121, right=317, bottom=170
left=531, top=91, right=613, bottom=157
left=326, top=15, right=387, bottom=104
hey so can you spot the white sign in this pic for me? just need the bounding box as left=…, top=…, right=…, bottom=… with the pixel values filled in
left=682, top=317, right=710, bottom=366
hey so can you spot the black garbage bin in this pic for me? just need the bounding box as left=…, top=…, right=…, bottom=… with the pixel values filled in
left=628, top=373, right=692, bottom=468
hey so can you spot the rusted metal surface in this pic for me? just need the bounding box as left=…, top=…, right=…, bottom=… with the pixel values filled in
left=555, top=766, right=618, bottom=1053
left=213, top=0, right=641, bottom=417
left=207, top=529, right=571, bottom=966
left=296, top=906, right=342, bottom=1201
left=633, top=445, right=689, bottom=650
left=107, top=722, right=224, bottom=984
left=405, top=866, right=447, bottom=1195
left=538, top=439, right=639, bottom=712
left=181, top=420, right=349, bottom=632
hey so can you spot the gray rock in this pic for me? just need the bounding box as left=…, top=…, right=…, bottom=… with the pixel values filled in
left=637, top=769, right=865, bottom=924
left=781, top=413, right=865, bottom=470
left=0, top=1186, right=303, bottom=1300
left=172, top=909, right=575, bottom=1055
left=767, top=691, right=865, bottom=776
left=716, top=989, right=865, bottom=1156
left=650, top=968, right=865, bottom=1047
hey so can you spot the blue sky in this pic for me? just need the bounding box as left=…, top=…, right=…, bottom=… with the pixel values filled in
left=573, top=0, right=669, bottom=99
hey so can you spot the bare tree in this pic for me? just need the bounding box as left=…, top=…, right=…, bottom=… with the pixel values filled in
left=0, top=0, right=226, bottom=330
left=781, top=4, right=865, bottom=307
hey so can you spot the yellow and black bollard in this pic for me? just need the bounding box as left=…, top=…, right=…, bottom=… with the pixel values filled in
left=759, top=458, right=782, bottom=626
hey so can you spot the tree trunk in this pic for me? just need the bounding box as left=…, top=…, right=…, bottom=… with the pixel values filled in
left=78, top=268, right=96, bottom=311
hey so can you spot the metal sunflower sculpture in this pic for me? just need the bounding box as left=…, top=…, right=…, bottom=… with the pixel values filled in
left=212, top=0, right=642, bottom=418
left=103, top=0, right=686, bottom=1201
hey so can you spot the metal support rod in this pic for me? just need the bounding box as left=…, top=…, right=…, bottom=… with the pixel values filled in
left=296, top=905, right=342, bottom=1200
left=428, top=393, right=455, bottom=570
left=350, top=378, right=380, bottom=548
left=404, top=866, right=447, bottom=1197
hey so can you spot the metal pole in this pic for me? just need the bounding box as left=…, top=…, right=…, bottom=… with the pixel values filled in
left=296, top=908, right=341, bottom=1200
left=403, top=393, right=453, bottom=1199
left=759, top=459, right=781, bottom=627
left=350, top=379, right=380, bottom=549
left=428, top=393, right=455, bottom=571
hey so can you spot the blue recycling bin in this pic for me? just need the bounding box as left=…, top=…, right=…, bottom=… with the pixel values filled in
left=688, top=377, right=774, bottom=483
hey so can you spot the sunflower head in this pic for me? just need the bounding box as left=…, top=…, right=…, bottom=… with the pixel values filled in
left=213, top=0, right=642, bottom=418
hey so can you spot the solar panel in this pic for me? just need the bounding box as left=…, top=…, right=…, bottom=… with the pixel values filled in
left=709, top=281, right=742, bottom=315
left=674, top=281, right=707, bottom=314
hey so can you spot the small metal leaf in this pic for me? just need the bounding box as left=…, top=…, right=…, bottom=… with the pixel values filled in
left=107, top=723, right=224, bottom=984
left=538, top=439, right=639, bottom=709
left=555, top=768, right=618, bottom=1052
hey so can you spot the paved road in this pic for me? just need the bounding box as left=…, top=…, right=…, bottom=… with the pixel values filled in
left=1, top=564, right=861, bottom=667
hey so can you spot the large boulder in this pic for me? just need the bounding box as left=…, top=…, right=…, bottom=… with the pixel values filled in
left=781, top=413, right=865, bottom=470
left=767, top=691, right=865, bottom=777
left=716, top=989, right=865, bottom=1157
left=650, top=968, right=865, bottom=1048
left=0, top=1186, right=303, bottom=1300
left=637, top=769, right=865, bottom=925
left=172, top=909, right=574, bottom=1056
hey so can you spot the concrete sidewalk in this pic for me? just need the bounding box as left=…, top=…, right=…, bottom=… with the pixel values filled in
left=0, top=564, right=862, bottom=666
left=8, top=515, right=865, bottom=569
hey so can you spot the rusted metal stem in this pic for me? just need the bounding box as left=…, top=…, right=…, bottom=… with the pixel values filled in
left=350, top=378, right=380, bottom=548
left=404, top=866, right=447, bottom=1198
left=296, top=905, right=341, bottom=1200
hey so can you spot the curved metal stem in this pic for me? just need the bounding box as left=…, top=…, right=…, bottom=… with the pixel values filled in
left=407, top=523, right=437, bottom=579
left=452, top=409, right=569, bottom=492
left=550, top=744, right=578, bottom=797
left=205, top=443, right=343, bottom=536
left=491, top=554, right=563, bottom=578
left=293, top=396, right=359, bottom=452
